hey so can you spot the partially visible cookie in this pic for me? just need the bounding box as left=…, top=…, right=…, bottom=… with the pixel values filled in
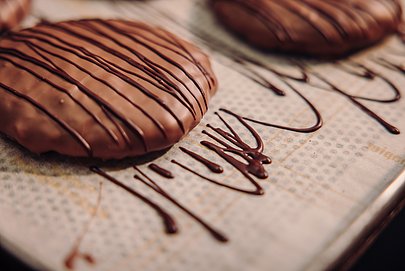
left=211, top=0, right=403, bottom=57
left=0, top=0, right=31, bottom=33
left=0, top=19, right=218, bottom=159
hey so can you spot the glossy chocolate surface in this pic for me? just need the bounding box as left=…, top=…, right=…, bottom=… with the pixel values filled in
left=0, top=19, right=217, bottom=159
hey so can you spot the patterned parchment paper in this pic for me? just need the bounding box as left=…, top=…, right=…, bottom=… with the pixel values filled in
left=1, top=1, right=405, bottom=271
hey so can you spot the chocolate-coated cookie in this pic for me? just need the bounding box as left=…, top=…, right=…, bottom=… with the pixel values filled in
left=0, top=19, right=217, bottom=159
left=211, top=0, right=403, bottom=57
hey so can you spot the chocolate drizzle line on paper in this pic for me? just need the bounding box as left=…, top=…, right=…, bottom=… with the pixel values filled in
left=179, top=146, right=224, bottom=174
left=202, top=35, right=401, bottom=134
left=310, top=69, right=401, bottom=134
left=134, top=166, right=228, bottom=242
left=148, top=163, right=174, bottom=179
left=89, top=164, right=228, bottom=243
left=64, top=182, right=103, bottom=270
left=174, top=109, right=272, bottom=196
left=90, top=108, right=271, bottom=247
left=90, top=166, right=178, bottom=234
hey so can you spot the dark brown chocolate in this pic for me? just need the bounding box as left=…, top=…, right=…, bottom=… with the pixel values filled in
left=89, top=109, right=273, bottom=244
left=134, top=166, right=228, bottom=242
left=0, top=19, right=217, bottom=159
left=134, top=4, right=401, bottom=134
left=90, top=165, right=228, bottom=243
left=211, top=0, right=403, bottom=57
left=179, top=146, right=224, bottom=173
left=173, top=110, right=272, bottom=196
left=148, top=163, right=174, bottom=178
left=0, top=0, right=30, bottom=33
left=91, top=166, right=178, bottom=234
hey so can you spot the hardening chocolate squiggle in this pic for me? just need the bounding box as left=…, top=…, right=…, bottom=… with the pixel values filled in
left=179, top=147, right=224, bottom=174
left=89, top=164, right=229, bottom=243
left=90, top=166, right=178, bottom=234
left=173, top=110, right=272, bottom=196
left=231, top=57, right=401, bottom=134
left=90, top=108, right=271, bottom=246
left=134, top=166, right=228, bottom=242
left=148, top=163, right=175, bottom=179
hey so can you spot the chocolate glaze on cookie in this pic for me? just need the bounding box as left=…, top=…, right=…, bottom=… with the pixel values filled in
left=0, top=19, right=217, bottom=159
left=0, top=0, right=31, bottom=33
left=211, top=0, right=403, bottom=57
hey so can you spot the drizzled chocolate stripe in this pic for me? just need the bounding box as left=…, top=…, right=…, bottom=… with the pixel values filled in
left=93, top=20, right=209, bottom=114
left=0, top=19, right=217, bottom=158
left=123, top=20, right=215, bottom=89
left=67, top=20, right=203, bottom=117
left=19, top=28, right=195, bottom=126
left=312, top=71, right=401, bottom=134
left=90, top=166, right=178, bottom=234
left=336, top=61, right=401, bottom=103
left=0, top=46, right=149, bottom=151
left=0, top=52, right=120, bottom=144
left=179, top=147, right=224, bottom=174
left=0, top=80, right=92, bottom=155
left=134, top=166, right=228, bottom=242
left=42, top=21, right=195, bottom=127
left=219, top=0, right=400, bottom=41
left=8, top=34, right=168, bottom=140
left=173, top=110, right=272, bottom=196
left=148, top=163, right=174, bottom=179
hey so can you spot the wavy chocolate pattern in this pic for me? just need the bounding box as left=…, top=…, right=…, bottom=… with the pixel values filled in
left=211, top=0, right=402, bottom=56
left=90, top=109, right=271, bottom=247
left=173, top=110, right=272, bottom=196
left=151, top=6, right=401, bottom=134
left=90, top=164, right=228, bottom=243
left=0, top=19, right=217, bottom=159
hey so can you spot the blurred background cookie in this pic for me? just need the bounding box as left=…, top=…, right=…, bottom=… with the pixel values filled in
left=211, top=0, right=403, bottom=57
left=0, top=0, right=31, bottom=33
